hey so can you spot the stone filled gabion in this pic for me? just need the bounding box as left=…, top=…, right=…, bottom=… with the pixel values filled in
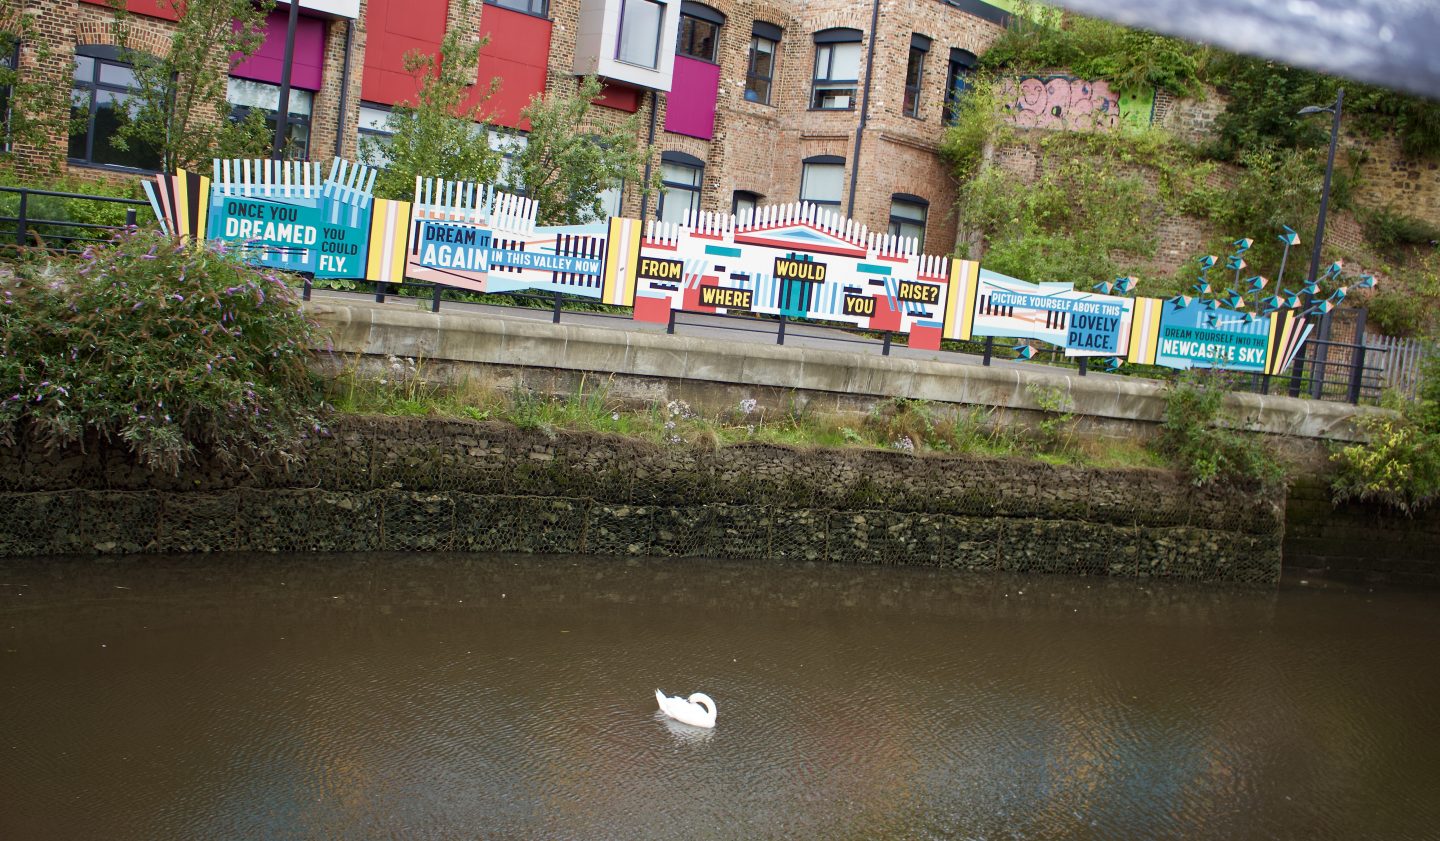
left=0, top=416, right=1284, bottom=585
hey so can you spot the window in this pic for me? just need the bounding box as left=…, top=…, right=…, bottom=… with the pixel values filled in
left=596, top=182, right=624, bottom=220
left=811, top=29, right=862, bottom=110
left=745, top=22, right=780, bottom=104
left=800, top=155, right=844, bottom=207
left=658, top=151, right=703, bottom=224
left=489, top=129, right=528, bottom=190
left=69, top=46, right=160, bottom=170
left=677, top=2, right=724, bottom=62
left=732, top=189, right=760, bottom=219
left=617, top=0, right=666, bottom=68
left=889, top=194, right=928, bottom=246
left=1, top=38, right=18, bottom=151
left=227, top=78, right=313, bottom=160
left=357, top=103, right=394, bottom=166
left=903, top=35, right=930, bottom=118
left=944, top=48, right=977, bottom=125
left=486, top=0, right=548, bottom=17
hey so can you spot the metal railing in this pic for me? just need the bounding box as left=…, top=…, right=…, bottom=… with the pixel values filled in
left=0, top=186, right=151, bottom=251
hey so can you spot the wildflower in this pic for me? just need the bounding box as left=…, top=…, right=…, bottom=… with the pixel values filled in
left=739, top=398, right=758, bottom=415
left=891, top=436, right=915, bottom=452
left=611, top=412, right=620, bottom=421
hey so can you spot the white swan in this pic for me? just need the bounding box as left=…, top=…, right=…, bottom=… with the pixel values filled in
left=655, top=689, right=717, bottom=729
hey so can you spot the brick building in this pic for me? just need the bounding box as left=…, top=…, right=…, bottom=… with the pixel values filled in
left=6, top=0, right=1014, bottom=253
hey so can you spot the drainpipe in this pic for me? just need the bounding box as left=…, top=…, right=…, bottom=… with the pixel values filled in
left=846, top=0, right=883, bottom=218
left=640, top=89, right=659, bottom=223
left=333, top=19, right=354, bottom=159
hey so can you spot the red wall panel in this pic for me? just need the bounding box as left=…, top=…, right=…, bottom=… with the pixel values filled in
left=360, top=0, right=449, bottom=106
left=80, top=0, right=179, bottom=22
left=476, top=6, right=551, bottom=130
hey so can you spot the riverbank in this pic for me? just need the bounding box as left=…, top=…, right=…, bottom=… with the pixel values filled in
left=0, top=415, right=1283, bottom=585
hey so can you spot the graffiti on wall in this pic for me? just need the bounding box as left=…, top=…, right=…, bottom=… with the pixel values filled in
left=999, top=76, right=1153, bottom=132
left=146, top=157, right=1314, bottom=375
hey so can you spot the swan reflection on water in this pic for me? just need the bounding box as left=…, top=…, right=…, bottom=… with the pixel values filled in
left=655, top=711, right=715, bottom=744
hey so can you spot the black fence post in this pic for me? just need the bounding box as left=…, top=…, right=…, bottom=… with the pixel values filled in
left=15, top=190, right=27, bottom=247
left=882, top=332, right=892, bottom=356
left=552, top=291, right=563, bottom=324
left=431, top=283, right=442, bottom=313
left=982, top=335, right=994, bottom=367
left=301, top=272, right=313, bottom=301
left=374, top=281, right=387, bottom=304
left=1347, top=307, right=1368, bottom=405
left=1260, top=374, right=1271, bottom=395
left=124, top=208, right=137, bottom=228
left=1078, top=356, right=1088, bottom=376
left=1310, top=312, right=1333, bottom=400
left=666, top=308, right=677, bottom=335
left=777, top=315, right=787, bottom=345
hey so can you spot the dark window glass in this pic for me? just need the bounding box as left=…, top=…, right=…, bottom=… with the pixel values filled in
left=902, top=46, right=925, bottom=118
left=486, top=0, right=548, bottom=16
left=745, top=35, right=776, bottom=104
left=69, top=50, right=160, bottom=170
left=944, top=60, right=970, bottom=125
left=659, top=157, right=703, bottom=224
left=227, top=78, right=312, bottom=161
left=889, top=196, right=927, bottom=246
left=0, top=38, right=18, bottom=151
left=678, top=15, right=719, bottom=61
left=811, top=38, right=861, bottom=110
left=732, top=189, right=760, bottom=219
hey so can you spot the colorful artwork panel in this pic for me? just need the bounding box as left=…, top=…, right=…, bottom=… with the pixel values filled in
left=627, top=204, right=955, bottom=347
left=1152, top=302, right=1273, bottom=372
left=970, top=270, right=1135, bottom=357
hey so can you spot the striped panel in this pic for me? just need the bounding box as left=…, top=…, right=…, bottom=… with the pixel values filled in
left=943, top=259, right=980, bottom=340
left=366, top=198, right=410, bottom=283
left=601, top=217, right=642, bottom=306
left=1125, top=297, right=1164, bottom=365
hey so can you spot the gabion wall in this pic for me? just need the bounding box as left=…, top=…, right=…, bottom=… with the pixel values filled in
left=0, top=416, right=1285, bottom=585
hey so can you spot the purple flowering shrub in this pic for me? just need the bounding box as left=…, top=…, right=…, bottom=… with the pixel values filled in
left=0, top=229, right=325, bottom=474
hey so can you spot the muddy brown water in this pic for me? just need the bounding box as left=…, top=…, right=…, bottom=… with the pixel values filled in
left=2, top=553, right=1437, bottom=840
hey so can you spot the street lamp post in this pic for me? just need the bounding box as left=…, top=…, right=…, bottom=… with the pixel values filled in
left=1289, top=87, right=1344, bottom=397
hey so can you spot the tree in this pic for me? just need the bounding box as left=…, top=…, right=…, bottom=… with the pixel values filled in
left=362, top=13, right=503, bottom=201
left=504, top=75, right=652, bottom=225
left=108, top=0, right=274, bottom=173
left=0, top=0, right=82, bottom=169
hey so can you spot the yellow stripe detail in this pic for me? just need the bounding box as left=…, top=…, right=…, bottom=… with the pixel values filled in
left=942, top=259, right=961, bottom=339
left=602, top=218, right=626, bottom=305
left=623, top=218, right=642, bottom=308
left=388, top=200, right=411, bottom=283
left=193, top=173, right=210, bottom=250
left=957, top=260, right=980, bottom=341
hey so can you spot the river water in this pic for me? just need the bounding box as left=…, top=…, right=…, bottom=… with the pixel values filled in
left=2, top=553, right=1437, bottom=840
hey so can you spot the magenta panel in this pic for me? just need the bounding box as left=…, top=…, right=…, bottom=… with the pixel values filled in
left=231, top=11, right=327, bottom=91
left=663, top=56, right=720, bottom=140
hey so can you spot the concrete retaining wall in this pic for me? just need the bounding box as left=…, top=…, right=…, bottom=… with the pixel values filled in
left=309, top=301, right=1387, bottom=450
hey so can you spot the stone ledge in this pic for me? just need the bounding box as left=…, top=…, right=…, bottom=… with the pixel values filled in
left=307, top=301, right=1387, bottom=443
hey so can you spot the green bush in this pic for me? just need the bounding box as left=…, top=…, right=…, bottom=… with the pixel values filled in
left=1150, top=373, right=1284, bottom=488
left=1360, top=206, right=1440, bottom=260
left=0, top=229, right=325, bottom=473
left=1331, top=354, right=1440, bottom=513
